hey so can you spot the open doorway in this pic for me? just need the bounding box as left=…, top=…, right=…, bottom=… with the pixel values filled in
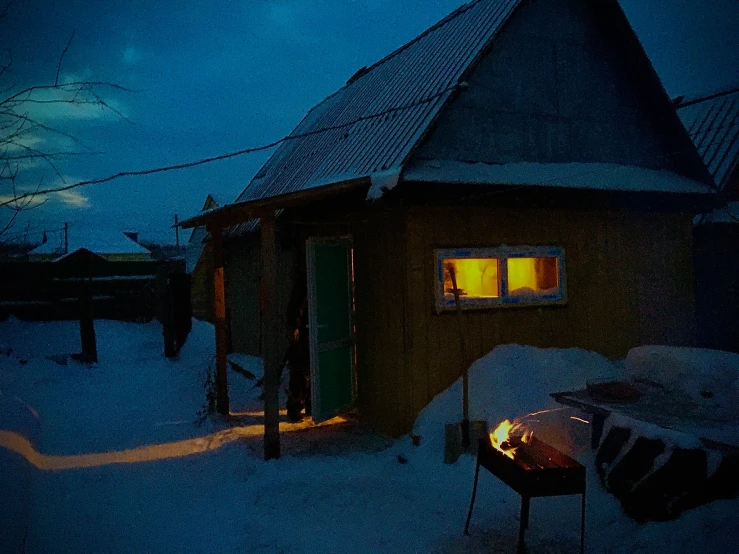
left=305, top=237, right=357, bottom=422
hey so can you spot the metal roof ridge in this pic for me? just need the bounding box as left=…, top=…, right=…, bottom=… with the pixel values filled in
left=342, top=0, right=485, bottom=89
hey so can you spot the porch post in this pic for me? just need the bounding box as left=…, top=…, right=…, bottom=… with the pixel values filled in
left=261, top=213, right=281, bottom=460
left=211, top=225, right=230, bottom=415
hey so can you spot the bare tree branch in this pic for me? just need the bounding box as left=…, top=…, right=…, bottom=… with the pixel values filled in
left=55, top=30, right=75, bottom=87
left=0, top=202, right=20, bottom=235
left=0, top=15, right=131, bottom=240
left=3, top=111, right=95, bottom=151
left=0, top=47, right=11, bottom=81
left=0, top=80, right=135, bottom=107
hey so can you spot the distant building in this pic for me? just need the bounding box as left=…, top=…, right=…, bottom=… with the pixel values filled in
left=28, top=230, right=152, bottom=262
left=186, top=194, right=219, bottom=322
left=4, top=230, right=157, bottom=322
left=675, top=88, right=739, bottom=201
left=676, top=88, right=739, bottom=351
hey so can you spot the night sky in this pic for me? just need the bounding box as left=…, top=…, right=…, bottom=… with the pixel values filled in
left=2, top=0, right=738, bottom=244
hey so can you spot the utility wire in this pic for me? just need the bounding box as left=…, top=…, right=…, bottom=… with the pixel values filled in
left=675, top=86, right=739, bottom=109
left=1, top=79, right=735, bottom=220
left=3, top=118, right=736, bottom=217
left=0, top=84, right=460, bottom=209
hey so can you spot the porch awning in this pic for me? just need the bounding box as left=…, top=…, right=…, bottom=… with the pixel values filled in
left=178, top=177, right=371, bottom=230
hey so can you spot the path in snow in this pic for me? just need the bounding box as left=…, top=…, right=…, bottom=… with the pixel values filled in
left=1, top=318, right=737, bottom=553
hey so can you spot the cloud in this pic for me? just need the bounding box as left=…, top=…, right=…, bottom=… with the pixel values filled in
left=2, top=132, right=93, bottom=175
left=2, top=135, right=48, bottom=170
left=259, top=1, right=316, bottom=39
left=8, top=72, right=129, bottom=122
left=2, top=178, right=91, bottom=210
left=0, top=192, right=46, bottom=208
left=53, top=189, right=89, bottom=208
left=122, top=46, right=140, bottom=65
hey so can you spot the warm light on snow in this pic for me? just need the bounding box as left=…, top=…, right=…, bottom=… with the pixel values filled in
left=230, top=409, right=289, bottom=417
left=0, top=416, right=347, bottom=471
left=1, top=319, right=736, bottom=553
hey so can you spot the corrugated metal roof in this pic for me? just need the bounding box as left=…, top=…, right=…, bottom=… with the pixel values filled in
left=236, top=0, right=521, bottom=205
left=225, top=217, right=260, bottom=239
left=677, top=89, right=739, bottom=193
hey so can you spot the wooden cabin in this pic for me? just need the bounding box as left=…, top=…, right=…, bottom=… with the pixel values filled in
left=184, top=0, right=716, bottom=436
left=676, top=89, right=739, bottom=351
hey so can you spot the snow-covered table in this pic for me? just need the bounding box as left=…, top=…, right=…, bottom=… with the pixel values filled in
left=551, top=387, right=739, bottom=522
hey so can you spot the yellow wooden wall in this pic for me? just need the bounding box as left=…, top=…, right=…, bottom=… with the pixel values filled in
left=356, top=204, right=696, bottom=435
left=351, top=208, right=409, bottom=434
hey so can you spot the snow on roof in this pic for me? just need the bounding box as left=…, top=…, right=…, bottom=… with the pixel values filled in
left=676, top=88, right=739, bottom=193
left=696, top=200, right=739, bottom=224
left=402, top=160, right=715, bottom=194
left=29, top=230, right=151, bottom=258
left=185, top=227, right=208, bottom=273
left=237, top=0, right=522, bottom=204
left=200, top=193, right=220, bottom=211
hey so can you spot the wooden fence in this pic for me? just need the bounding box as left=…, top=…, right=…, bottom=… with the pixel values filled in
left=0, top=259, right=186, bottom=323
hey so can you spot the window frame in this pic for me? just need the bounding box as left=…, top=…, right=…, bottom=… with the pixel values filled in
left=434, top=246, right=567, bottom=312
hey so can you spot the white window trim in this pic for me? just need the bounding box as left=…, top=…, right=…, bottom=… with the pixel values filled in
left=434, top=246, right=567, bottom=312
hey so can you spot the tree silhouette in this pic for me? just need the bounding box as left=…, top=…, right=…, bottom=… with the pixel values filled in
left=0, top=4, right=129, bottom=241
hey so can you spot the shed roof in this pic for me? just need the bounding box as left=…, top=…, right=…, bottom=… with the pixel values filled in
left=184, top=0, right=713, bottom=232
left=676, top=88, right=739, bottom=194
left=237, top=0, right=521, bottom=204
left=29, top=230, right=151, bottom=258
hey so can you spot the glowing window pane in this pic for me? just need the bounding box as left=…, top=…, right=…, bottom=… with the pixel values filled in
left=507, top=257, right=559, bottom=297
left=443, top=258, right=499, bottom=298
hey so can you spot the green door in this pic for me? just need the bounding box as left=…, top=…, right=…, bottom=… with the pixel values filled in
left=307, top=238, right=356, bottom=422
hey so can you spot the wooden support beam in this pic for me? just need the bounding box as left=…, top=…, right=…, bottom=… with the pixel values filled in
left=261, top=213, right=281, bottom=460
left=211, top=226, right=230, bottom=415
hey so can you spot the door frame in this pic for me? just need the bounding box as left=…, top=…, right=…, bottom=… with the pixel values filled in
left=306, top=236, right=357, bottom=422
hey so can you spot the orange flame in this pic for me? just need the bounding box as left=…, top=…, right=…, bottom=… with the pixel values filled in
left=490, top=408, right=585, bottom=459
left=489, top=419, right=533, bottom=459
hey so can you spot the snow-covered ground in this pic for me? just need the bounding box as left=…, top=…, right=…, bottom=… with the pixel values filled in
left=1, top=318, right=737, bottom=553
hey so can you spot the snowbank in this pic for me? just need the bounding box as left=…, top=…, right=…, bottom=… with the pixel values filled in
left=2, top=318, right=737, bottom=553
left=625, top=346, right=739, bottom=410
left=411, top=345, right=620, bottom=458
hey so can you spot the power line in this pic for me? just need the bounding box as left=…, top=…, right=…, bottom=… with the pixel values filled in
left=3, top=112, right=736, bottom=217
left=1, top=79, right=735, bottom=216
left=0, top=84, right=461, bottom=209
left=675, top=86, right=739, bottom=109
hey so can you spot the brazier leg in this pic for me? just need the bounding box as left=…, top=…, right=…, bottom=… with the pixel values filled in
left=580, top=492, right=586, bottom=554
left=517, top=496, right=530, bottom=551
left=464, top=457, right=481, bottom=535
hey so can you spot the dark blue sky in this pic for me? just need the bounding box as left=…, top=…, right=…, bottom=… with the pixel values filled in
left=2, top=0, right=738, bottom=244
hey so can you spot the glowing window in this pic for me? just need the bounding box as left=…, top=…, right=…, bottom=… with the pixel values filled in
left=443, top=258, right=500, bottom=299
left=507, top=257, right=560, bottom=298
left=435, top=247, right=565, bottom=310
